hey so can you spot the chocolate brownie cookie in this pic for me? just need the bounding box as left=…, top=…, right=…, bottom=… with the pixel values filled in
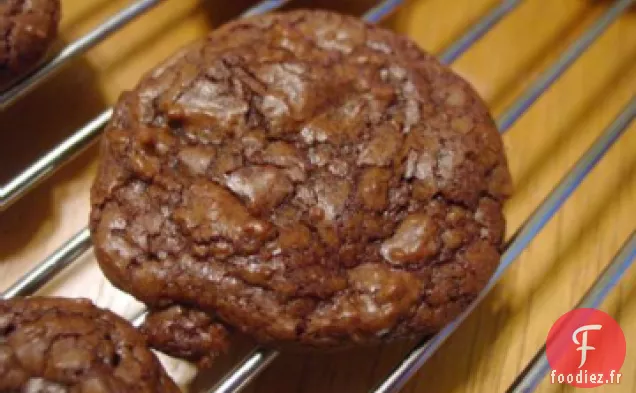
left=0, top=0, right=60, bottom=89
left=0, top=297, right=179, bottom=392
left=90, top=10, right=512, bottom=353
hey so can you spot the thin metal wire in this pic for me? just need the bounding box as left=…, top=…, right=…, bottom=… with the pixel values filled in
left=0, top=0, right=294, bottom=211
left=439, top=0, right=524, bottom=65
left=1, top=227, right=92, bottom=300
left=507, top=229, right=636, bottom=393
left=362, top=0, right=404, bottom=23
left=0, top=109, right=113, bottom=211
left=497, top=0, right=634, bottom=133
left=241, top=0, right=291, bottom=18
left=0, top=229, right=93, bottom=299
left=209, top=348, right=280, bottom=393
left=132, top=309, right=148, bottom=328
left=373, top=96, right=636, bottom=393
left=0, top=0, right=164, bottom=110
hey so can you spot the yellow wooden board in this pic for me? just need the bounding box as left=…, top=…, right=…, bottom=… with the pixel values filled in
left=0, top=0, right=635, bottom=392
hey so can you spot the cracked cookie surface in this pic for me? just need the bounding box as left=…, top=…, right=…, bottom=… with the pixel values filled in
left=90, top=10, right=512, bottom=352
left=0, top=297, right=179, bottom=392
left=0, top=0, right=60, bottom=89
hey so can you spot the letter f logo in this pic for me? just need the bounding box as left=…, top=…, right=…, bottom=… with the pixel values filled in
left=572, top=324, right=603, bottom=368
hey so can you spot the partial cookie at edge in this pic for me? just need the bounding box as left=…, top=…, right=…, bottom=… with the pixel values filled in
left=0, top=297, right=179, bottom=392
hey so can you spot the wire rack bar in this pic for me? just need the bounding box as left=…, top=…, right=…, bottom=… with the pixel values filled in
left=507, top=229, right=636, bottom=393
left=362, top=0, right=404, bottom=22
left=373, top=95, right=636, bottom=393
left=241, top=0, right=292, bottom=18
left=132, top=309, right=148, bottom=327
left=0, top=109, right=113, bottom=211
left=1, top=227, right=92, bottom=300
left=0, top=0, right=164, bottom=110
left=209, top=348, right=280, bottom=393
left=497, top=0, right=634, bottom=133
left=0, top=230, right=91, bottom=299
left=439, top=0, right=524, bottom=65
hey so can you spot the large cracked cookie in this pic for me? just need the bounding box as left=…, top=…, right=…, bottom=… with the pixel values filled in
left=90, top=10, right=512, bottom=358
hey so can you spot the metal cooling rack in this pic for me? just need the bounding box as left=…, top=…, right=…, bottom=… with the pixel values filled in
left=1, top=0, right=635, bottom=392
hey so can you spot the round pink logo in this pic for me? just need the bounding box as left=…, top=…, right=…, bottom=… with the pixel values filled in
left=546, top=308, right=626, bottom=388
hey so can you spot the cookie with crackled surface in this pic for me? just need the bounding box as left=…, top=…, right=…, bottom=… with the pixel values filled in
left=90, top=9, right=512, bottom=356
left=0, top=297, right=179, bottom=392
left=0, top=0, right=60, bottom=89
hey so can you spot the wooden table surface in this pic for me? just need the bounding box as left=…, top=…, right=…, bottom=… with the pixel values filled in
left=0, top=0, right=635, bottom=392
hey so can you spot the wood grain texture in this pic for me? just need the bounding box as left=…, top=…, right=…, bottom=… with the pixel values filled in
left=0, top=0, right=635, bottom=392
